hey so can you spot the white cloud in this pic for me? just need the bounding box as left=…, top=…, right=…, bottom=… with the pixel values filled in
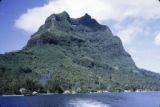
left=15, top=0, right=160, bottom=33
left=115, top=26, right=143, bottom=44
left=15, top=0, right=113, bottom=33
left=127, top=47, right=160, bottom=73
left=154, top=33, right=160, bottom=46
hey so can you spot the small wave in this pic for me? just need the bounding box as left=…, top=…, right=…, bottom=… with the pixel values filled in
left=68, top=98, right=110, bottom=107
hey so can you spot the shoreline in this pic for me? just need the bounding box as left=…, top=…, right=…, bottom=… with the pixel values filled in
left=1, top=90, right=159, bottom=97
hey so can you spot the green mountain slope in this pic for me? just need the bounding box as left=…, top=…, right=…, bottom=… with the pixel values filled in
left=0, top=11, right=160, bottom=95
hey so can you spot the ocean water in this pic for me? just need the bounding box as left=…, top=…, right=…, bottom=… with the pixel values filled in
left=0, top=92, right=160, bottom=107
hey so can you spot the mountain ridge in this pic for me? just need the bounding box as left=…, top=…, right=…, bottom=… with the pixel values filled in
left=0, top=12, right=160, bottom=95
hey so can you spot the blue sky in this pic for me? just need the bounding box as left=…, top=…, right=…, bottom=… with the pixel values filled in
left=0, top=0, right=47, bottom=53
left=0, top=0, right=160, bottom=73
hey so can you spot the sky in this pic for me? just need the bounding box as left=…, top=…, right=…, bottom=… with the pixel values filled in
left=0, top=0, right=160, bottom=73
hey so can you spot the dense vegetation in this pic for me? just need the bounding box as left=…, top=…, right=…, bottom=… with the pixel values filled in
left=0, top=12, right=160, bottom=95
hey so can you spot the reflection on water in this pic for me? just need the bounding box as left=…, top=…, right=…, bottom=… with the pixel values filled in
left=68, top=98, right=110, bottom=107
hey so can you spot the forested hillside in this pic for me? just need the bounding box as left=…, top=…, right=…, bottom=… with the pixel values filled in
left=0, top=12, right=160, bottom=95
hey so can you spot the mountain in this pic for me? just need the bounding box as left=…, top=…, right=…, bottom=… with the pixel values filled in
left=0, top=11, right=160, bottom=95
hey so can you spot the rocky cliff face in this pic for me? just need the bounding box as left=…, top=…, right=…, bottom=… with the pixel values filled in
left=25, top=11, right=137, bottom=72
left=0, top=12, right=160, bottom=94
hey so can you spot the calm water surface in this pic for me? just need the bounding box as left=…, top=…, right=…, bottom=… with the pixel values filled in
left=0, top=92, right=160, bottom=107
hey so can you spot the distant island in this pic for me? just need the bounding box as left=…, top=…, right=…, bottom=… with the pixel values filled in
left=0, top=11, right=160, bottom=95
